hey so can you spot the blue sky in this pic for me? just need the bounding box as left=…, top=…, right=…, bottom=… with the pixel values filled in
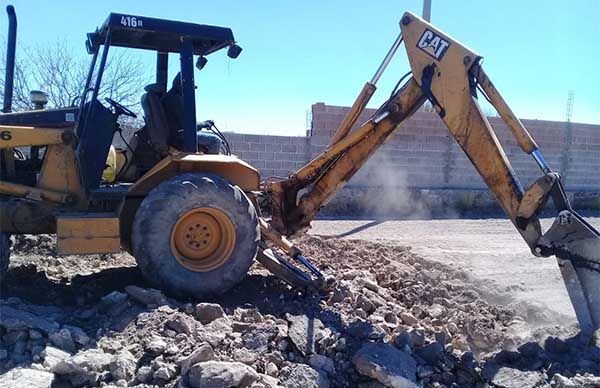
left=3, top=0, right=599, bottom=135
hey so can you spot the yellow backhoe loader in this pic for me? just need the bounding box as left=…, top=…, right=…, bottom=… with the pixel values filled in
left=1, top=7, right=599, bottom=339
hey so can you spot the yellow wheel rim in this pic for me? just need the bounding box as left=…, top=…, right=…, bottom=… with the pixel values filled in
left=170, top=207, right=236, bottom=272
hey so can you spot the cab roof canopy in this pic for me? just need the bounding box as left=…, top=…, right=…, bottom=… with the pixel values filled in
left=86, top=13, right=235, bottom=55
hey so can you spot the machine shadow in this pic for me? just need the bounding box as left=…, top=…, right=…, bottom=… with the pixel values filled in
left=1, top=264, right=144, bottom=305
left=333, top=220, right=385, bottom=238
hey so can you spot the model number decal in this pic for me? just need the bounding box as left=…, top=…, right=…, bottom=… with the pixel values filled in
left=0, top=131, right=12, bottom=141
left=417, top=29, right=450, bottom=60
left=121, top=16, right=143, bottom=28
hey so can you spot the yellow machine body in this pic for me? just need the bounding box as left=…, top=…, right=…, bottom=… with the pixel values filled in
left=128, top=153, right=260, bottom=196
left=56, top=215, right=120, bottom=255
left=1, top=123, right=259, bottom=251
left=0, top=125, right=70, bottom=148
left=0, top=125, right=82, bottom=204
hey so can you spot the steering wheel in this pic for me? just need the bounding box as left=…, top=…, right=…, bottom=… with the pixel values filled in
left=105, top=98, right=137, bottom=118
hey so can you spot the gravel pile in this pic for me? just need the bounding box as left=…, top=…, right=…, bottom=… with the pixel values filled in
left=0, top=235, right=599, bottom=387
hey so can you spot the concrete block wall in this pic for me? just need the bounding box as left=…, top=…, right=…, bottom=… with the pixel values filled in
left=225, top=133, right=310, bottom=179
left=223, top=103, right=599, bottom=215
left=310, top=103, right=600, bottom=192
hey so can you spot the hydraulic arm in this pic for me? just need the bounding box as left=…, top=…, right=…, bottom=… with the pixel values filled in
left=263, top=12, right=600, bottom=338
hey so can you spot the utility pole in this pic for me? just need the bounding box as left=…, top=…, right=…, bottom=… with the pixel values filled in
left=566, top=90, right=574, bottom=123
left=420, top=0, right=432, bottom=114
left=422, top=0, right=432, bottom=21
left=561, top=90, right=575, bottom=183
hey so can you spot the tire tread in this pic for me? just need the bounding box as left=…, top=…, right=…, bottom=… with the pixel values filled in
left=131, top=173, right=259, bottom=298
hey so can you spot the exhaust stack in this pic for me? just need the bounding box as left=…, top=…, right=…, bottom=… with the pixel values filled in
left=3, top=5, right=17, bottom=113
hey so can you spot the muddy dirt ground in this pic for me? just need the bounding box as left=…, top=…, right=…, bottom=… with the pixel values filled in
left=1, top=219, right=600, bottom=387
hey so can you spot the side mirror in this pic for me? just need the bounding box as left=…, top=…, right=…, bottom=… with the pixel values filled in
left=196, top=56, right=207, bottom=70
left=227, top=44, right=242, bottom=59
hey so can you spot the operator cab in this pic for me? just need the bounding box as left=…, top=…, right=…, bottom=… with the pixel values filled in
left=0, top=11, right=241, bottom=190
left=77, top=12, right=242, bottom=189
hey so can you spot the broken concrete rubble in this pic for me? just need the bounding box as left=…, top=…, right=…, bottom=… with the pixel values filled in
left=108, top=349, right=137, bottom=381
left=282, top=363, right=330, bottom=388
left=194, top=302, right=225, bottom=324
left=51, top=348, right=113, bottom=387
left=483, top=366, right=544, bottom=388
left=179, top=342, right=215, bottom=375
left=1, top=234, right=598, bottom=387
left=352, top=342, right=418, bottom=388
left=0, top=367, right=54, bottom=388
left=48, top=328, right=76, bottom=353
left=287, top=314, right=326, bottom=356
left=41, top=346, right=70, bottom=370
left=188, top=360, right=260, bottom=388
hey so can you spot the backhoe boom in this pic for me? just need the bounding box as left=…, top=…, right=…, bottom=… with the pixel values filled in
left=265, top=12, right=600, bottom=338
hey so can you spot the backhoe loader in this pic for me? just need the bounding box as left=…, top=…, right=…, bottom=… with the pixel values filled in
left=1, top=6, right=599, bottom=339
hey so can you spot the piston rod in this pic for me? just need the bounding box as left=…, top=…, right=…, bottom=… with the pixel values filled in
left=532, top=149, right=551, bottom=174
left=371, top=32, right=403, bottom=85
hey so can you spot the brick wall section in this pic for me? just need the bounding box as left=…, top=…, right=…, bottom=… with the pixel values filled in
left=309, top=103, right=600, bottom=192
left=225, top=133, right=310, bottom=179
left=224, top=104, right=600, bottom=195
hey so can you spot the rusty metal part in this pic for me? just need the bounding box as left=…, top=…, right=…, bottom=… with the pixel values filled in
left=170, top=207, right=236, bottom=272
left=0, top=180, right=73, bottom=203
left=260, top=216, right=326, bottom=279
left=516, top=173, right=559, bottom=229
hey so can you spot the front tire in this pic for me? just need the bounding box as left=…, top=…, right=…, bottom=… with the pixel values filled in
left=132, top=173, right=259, bottom=298
left=0, top=233, right=10, bottom=282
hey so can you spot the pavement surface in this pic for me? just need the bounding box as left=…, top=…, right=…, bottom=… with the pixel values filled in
left=311, top=217, right=600, bottom=326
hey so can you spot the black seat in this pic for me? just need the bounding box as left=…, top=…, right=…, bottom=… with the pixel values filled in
left=161, top=73, right=185, bottom=148
left=140, top=83, right=169, bottom=149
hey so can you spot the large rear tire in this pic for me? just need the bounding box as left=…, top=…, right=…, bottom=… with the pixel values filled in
left=0, top=233, right=10, bottom=282
left=132, top=173, right=260, bottom=298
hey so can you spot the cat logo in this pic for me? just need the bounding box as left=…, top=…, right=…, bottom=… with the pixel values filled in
left=417, top=29, right=450, bottom=61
